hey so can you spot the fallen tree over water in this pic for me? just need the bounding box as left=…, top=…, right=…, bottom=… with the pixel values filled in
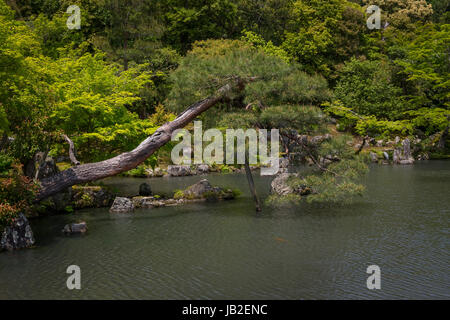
left=36, top=78, right=252, bottom=201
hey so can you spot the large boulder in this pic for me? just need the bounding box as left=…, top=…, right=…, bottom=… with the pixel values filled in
left=183, top=179, right=216, bottom=198
left=1, top=213, right=35, bottom=251
left=109, top=197, right=134, bottom=213
left=393, top=138, right=415, bottom=165
left=270, top=173, right=295, bottom=196
left=180, top=179, right=235, bottom=200
left=270, top=173, right=311, bottom=196
left=62, top=222, right=87, bottom=234
left=139, top=183, right=152, bottom=196
left=167, top=165, right=193, bottom=177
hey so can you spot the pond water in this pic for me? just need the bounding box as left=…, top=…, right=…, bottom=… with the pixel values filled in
left=0, top=161, right=449, bottom=299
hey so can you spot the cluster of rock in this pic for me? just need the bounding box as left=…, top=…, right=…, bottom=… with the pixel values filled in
left=368, top=137, right=416, bottom=165
left=109, top=179, right=237, bottom=213
left=40, top=184, right=116, bottom=214
left=140, top=164, right=258, bottom=178
left=0, top=213, right=35, bottom=251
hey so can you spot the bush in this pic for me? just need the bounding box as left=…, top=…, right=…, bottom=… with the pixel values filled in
left=335, top=58, right=405, bottom=119
left=0, top=163, right=38, bottom=232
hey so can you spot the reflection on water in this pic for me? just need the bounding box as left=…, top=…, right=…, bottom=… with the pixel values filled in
left=0, top=161, right=449, bottom=299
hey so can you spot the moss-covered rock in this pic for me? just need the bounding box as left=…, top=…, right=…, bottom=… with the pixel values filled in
left=71, top=185, right=115, bottom=209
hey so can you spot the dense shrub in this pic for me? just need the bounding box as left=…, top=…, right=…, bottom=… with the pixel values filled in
left=0, top=163, right=38, bottom=232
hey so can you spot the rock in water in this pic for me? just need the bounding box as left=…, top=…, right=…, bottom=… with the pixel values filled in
left=109, top=197, right=134, bottom=213
left=139, top=183, right=152, bottom=196
left=167, top=165, right=192, bottom=177
left=1, top=213, right=35, bottom=251
left=270, top=173, right=294, bottom=195
left=63, top=222, right=87, bottom=234
left=183, top=179, right=215, bottom=198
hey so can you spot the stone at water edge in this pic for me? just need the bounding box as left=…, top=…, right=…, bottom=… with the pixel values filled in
left=109, top=197, right=134, bottom=213
left=183, top=179, right=215, bottom=198
left=270, top=173, right=294, bottom=196
left=167, top=165, right=193, bottom=177
left=369, top=152, right=379, bottom=163
left=402, top=138, right=412, bottom=159
left=383, top=152, right=389, bottom=160
left=63, top=222, right=87, bottom=234
left=1, top=213, right=35, bottom=251
left=196, top=164, right=210, bottom=174
left=139, top=182, right=152, bottom=196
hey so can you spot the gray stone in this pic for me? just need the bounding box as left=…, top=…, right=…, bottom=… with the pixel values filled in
left=139, top=183, right=152, bottom=196
left=109, top=197, right=134, bottom=213
left=370, top=152, right=379, bottom=163
left=393, top=148, right=401, bottom=163
left=153, top=167, right=165, bottom=177
left=383, top=152, right=389, bottom=160
left=196, top=164, right=210, bottom=174
left=399, top=159, right=414, bottom=165
left=63, top=222, right=87, bottom=234
left=167, top=165, right=192, bottom=177
left=1, top=213, right=35, bottom=251
left=132, top=196, right=156, bottom=209
left=183, top=179, right=216, bottom=198
left=376, top=140, right=384, bottom=147
left=270, top=173, right=311, bottom=196
left=37, top=156, right=59, bottom=180
left=270, top=173, right=294, bottom=196
left=402, top=138, right=412, bottom=159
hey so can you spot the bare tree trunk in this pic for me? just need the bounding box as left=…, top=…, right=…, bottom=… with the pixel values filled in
left=36, top=80, right=247, bottom=201
left=63, top=134, right=80, bottom=166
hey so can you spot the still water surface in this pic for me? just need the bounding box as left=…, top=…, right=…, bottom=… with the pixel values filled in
left=0, top=161, right=449, bottom=299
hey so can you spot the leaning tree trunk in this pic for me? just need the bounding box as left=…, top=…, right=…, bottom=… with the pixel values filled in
left=36, top=79, right=249, bottom=201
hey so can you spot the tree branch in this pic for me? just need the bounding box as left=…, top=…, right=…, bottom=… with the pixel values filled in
left=36, top=78, right=252, bottom=201
left=62, top=134, right=80, bottom=166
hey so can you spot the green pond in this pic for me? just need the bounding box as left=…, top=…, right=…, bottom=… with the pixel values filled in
left=0, top=161, right=449, bottom=299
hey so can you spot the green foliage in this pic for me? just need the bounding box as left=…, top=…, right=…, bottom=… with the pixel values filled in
left=404, top=108, right=450, bottom=135
left=290, top=136, right=368, bottom=203
left=241, top=30, right=290, bottom=63
left=282, top=0, right=367, bottom=79
left=324, top=101, right=414, bottom=138
left=394, top=24, right=450, bottom=109
left=167, top=39, right=331, bottom=126
left=163, top=0, right=239, bottom=53
left=0, top=154, right=14, bottom=175
left=335, top=58, right=405, bottom=119
left=355, top=116, right=413, bottom=138
left=0, top=163, right=37, bottom=231
left=362, top=0, right=433, bottom=30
